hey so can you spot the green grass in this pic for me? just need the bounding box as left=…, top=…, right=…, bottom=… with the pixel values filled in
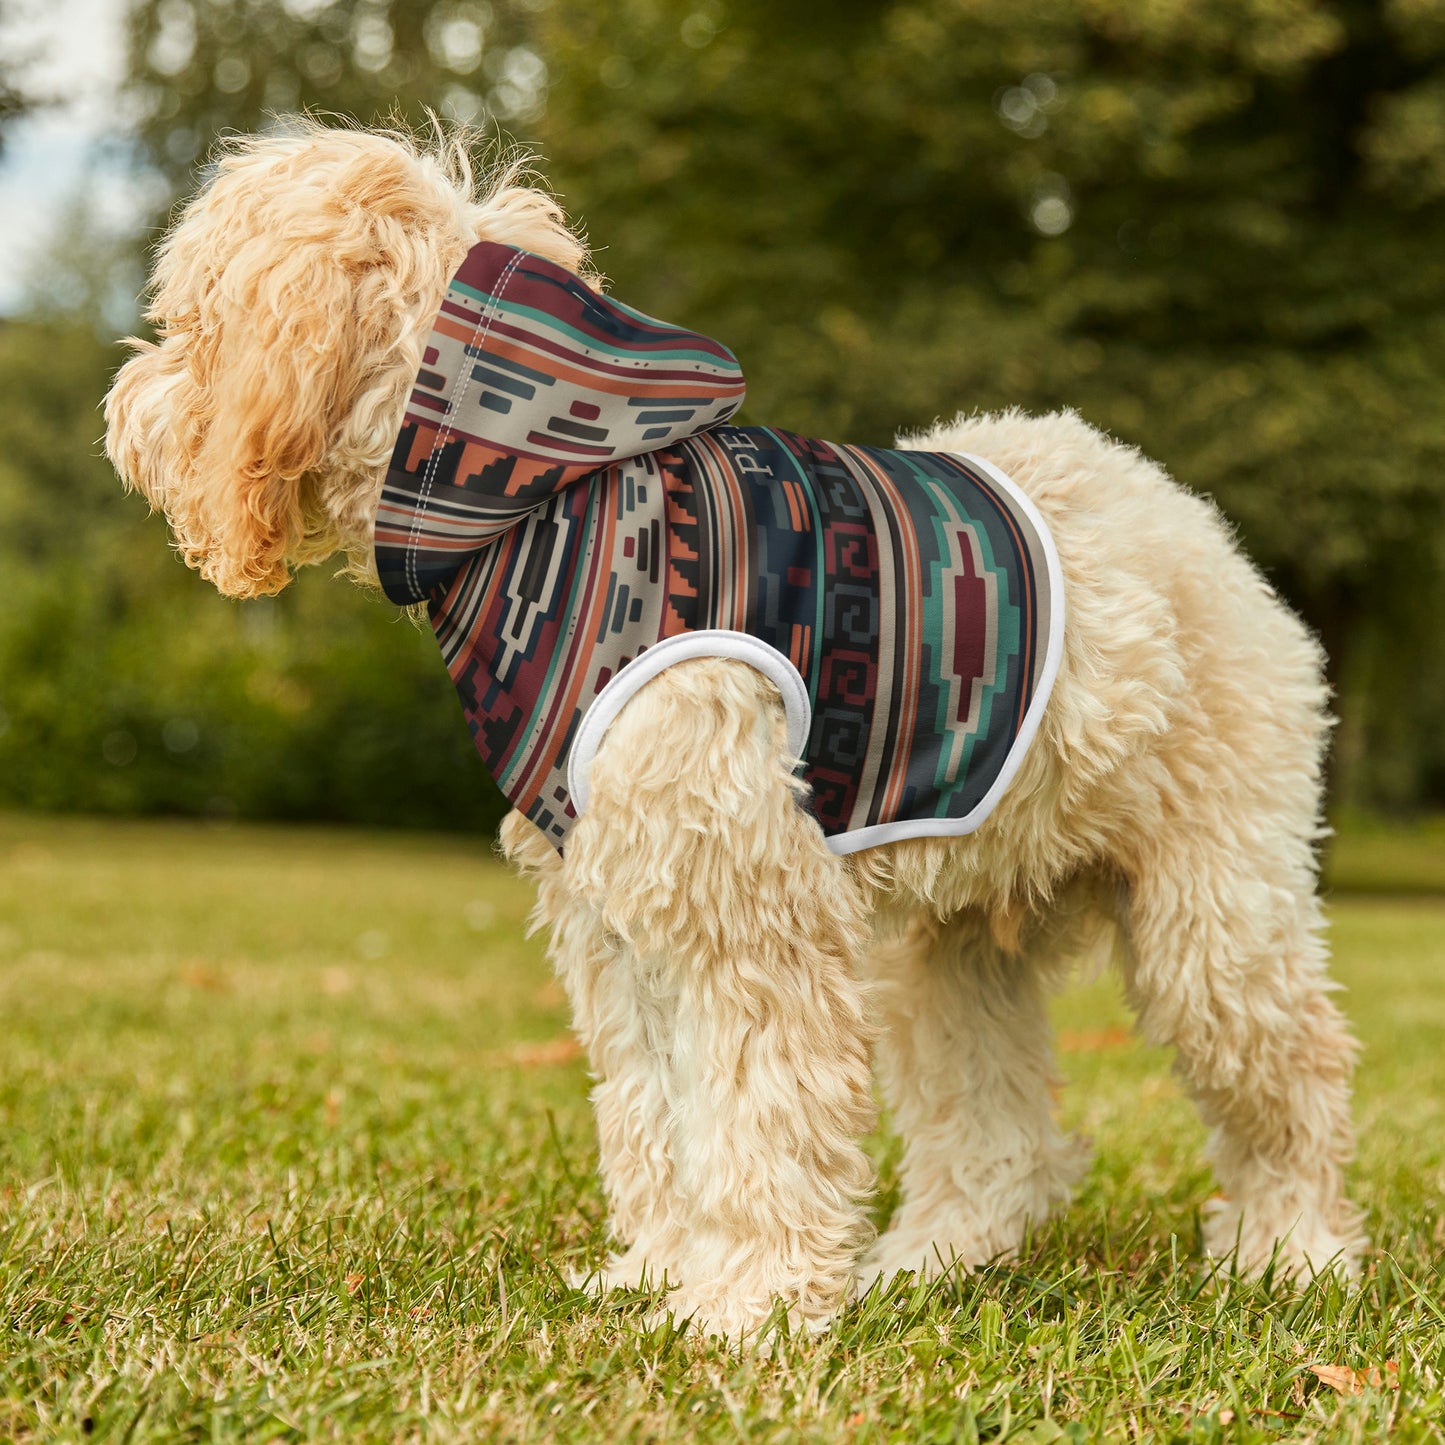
left=1325, top=811, right=1445, bottom=896
left=1, top=812, right=1442, bottom=1443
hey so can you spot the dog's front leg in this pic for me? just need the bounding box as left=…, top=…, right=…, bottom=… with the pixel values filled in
left=565, top=658, right=878, bottom=1344
left=501, top=810, right=689, bottom=1291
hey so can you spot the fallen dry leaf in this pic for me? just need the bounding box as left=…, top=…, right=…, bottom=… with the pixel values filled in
left=1310, top=1362, right=1399, bottom=1395
left=344, top=1273, right=365, bottom=1296
left=1056, top=1027, right=1133, bottom=1052
left=498, top=1037, right=584, bottom=1068
left=534, top=980, right=567, bottom=1009
left=180, top=961, right=230, bottom=993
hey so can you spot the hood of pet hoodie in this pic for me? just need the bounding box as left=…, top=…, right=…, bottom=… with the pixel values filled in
left=375, top=240, right=749, bottom=837
left=376, top=242, right=1064, bottom=855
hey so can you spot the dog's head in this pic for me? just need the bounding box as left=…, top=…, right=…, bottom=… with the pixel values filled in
left=105, top=121, right=590, bottom=598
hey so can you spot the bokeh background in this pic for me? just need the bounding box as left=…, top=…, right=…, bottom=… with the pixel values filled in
left=2, top=0, right=1444, bottom=838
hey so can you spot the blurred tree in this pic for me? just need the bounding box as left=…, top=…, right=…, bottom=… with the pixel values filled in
left=0, top=0, right=37, bottom=153
left=533, top=0, right=1445, bottom=806
left=124, top=0, right=543, bottom=187
left=2, top=0, right=555, bottom=833
left=11, top=0, right=1437, bottom=822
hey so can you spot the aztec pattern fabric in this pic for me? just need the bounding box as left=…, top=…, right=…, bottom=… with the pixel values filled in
left=376, top=242, right=1064, bottom=855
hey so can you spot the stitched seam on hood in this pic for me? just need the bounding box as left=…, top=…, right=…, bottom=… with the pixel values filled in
left=404, top=247, right=526, bottom=601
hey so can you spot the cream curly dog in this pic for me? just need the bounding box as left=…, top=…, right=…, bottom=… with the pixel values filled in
left=105, top=123, right=1364, bottom=1342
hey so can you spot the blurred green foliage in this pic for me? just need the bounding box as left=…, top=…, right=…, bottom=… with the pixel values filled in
left=2, top=0, right=1444, bottom=828
left=0, top=319, right=506, bottom=830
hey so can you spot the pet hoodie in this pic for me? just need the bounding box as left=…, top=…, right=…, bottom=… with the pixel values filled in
left=375, top=242, right=1063, bottom=854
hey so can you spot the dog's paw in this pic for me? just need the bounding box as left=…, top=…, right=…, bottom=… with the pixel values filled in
left=860, top=1137, right=1091, bottom=1295
left=645, top=1287, right=837, bottom=1350
left=570, top=1246, right=674, bottom=1296
left=856, top=1239, right=987, bottom=1296
left=1202, top=1196, right=1366, bottom=1282
left=859, top=1214, right=1025, bottom=1293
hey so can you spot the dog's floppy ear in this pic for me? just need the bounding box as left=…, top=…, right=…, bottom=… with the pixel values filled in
left=106, top=127, right=497, bottom=598
left=105, top=331, right=210, bottom=564
left=169, top=228, right=371, bottom=598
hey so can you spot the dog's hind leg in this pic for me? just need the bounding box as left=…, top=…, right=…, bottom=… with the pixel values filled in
left=1120, top=827, right=1364, bottom=1279
left=563, top=658, right=878, bottom=1342
left=859, top=910, right=1089, bottom=1289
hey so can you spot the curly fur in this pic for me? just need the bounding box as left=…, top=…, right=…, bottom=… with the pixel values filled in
left=105, top=122, right=1365, bottom=1344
